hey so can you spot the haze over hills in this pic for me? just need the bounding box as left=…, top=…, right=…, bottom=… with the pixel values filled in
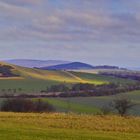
left=41, top=62, right=94, bottom=70
left=4, top=59, right=126, bottom=70
left=4, top=59, right=70, bottom=68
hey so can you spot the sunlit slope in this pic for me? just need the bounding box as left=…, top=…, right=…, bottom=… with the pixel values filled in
left=0, top=61, right=107, bottom=92
left=0, top=61, right=138, bottom=84
left=4, top=63, right=106, bottom=84
left=0, top=61, right=89, bottom=83
left=0, top=61, right=138, bottom=93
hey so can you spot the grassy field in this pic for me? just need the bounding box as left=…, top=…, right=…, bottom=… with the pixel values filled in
left=71, top=71, right=138, bottom=85
left=0, top=90, right=139, bottom=115
left=43, top=98, right=101, bottom=114
left=35, top=90, right=140, bottom=115
left=0, top=112, right=140, bottom=140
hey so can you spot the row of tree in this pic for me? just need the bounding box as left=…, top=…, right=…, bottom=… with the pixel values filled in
left=41, top=83, right=140, bottom=97
left=0, top=98, right=54, bottom=113
left=100, top=71, right=140, bottom=81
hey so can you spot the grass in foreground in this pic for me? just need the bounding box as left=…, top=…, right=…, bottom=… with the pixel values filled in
left=0, top=112, right=140, bottom=140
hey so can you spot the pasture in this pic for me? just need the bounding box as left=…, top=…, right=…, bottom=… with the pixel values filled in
left=41, top=90, right=140, bottom=115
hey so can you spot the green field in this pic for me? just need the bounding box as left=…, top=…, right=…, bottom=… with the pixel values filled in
left=43, top=98, right=101, bottom=114
left=0, top=112, right=140, bottom=140
left=0, top=90, right=139, bottom=116
left=35, top=90, right=140, bottom=115
left=0, top=61, right=137, bottom=93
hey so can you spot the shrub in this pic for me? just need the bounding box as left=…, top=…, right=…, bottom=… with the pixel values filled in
left=0, top=98, right=55, bottom=113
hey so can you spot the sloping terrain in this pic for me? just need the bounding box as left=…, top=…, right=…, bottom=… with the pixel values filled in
left=0, top=61, right=138, bottom=93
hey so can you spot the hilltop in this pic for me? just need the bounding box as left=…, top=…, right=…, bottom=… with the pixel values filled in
left=41, top=62, right=94, bottom=70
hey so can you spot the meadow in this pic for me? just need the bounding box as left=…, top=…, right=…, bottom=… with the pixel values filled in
left=0, top=112, right=140, bottom=140
left=39, top=90, right=140, bottom=115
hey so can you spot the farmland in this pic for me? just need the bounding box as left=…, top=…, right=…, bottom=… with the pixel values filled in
left=0, top=62, right=138, bottom=93
left=35, top=90, right=140, bottom=115
left=0, top=112, right=140, bottom=140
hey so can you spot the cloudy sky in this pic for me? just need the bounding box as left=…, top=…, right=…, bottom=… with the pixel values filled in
left=0, top=0, right=140, bottom=67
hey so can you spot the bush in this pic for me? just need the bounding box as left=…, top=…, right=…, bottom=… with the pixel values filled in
left=0, top=98, right=55, bottom=113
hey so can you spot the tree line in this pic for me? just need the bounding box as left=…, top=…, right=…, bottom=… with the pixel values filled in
left=41, top=83, right=140, bottom=97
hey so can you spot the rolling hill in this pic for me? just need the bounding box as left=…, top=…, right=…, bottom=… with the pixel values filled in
left=0, top=61, right=138, bottom=93
left=4, top=59, right=70, bottom=68
left=41, top=62, right=94, bottom=70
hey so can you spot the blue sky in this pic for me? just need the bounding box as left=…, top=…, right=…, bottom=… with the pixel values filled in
left=0, top=0, right=140, bottom=67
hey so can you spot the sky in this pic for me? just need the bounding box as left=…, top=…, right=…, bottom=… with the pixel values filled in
left=0, top=0, right=140, bottom=67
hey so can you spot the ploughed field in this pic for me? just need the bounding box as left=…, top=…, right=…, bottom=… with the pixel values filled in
left=0, top=112, right=140, bottom=140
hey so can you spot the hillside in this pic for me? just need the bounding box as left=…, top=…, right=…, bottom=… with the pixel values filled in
left=0, top=112, right=140, bottom=140
left=4, top=59, right=69, bottom=68
left=41, top=62, right=94, bottom=70
left=0, top=61, right=102, bottom=93
left=0, top=61, right=138, bottom=93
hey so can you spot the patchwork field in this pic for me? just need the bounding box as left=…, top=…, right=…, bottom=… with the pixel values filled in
left=0, top=112, right=140, bottom=140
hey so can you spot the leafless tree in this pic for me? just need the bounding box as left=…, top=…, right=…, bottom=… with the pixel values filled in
left=112, top=98, right=135, bottom=116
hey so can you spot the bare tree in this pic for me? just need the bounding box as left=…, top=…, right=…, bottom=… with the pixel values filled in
left=112, top=98, right=135, bottom=116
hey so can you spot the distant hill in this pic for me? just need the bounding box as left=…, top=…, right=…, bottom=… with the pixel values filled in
left=4, top=59, right=70, bottom=68
left=127, top=67, right=140, bottom=71
left=93, top=65, right=120, bottom=69
left=40, top=62, right=94, bottom=70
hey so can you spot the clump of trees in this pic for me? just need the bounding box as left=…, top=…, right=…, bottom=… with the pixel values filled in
left=0, top=65, right=19, bottom=77
left=0, top=98, right=55, bottom=113
left=47, top=84, right=70, bottom=92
